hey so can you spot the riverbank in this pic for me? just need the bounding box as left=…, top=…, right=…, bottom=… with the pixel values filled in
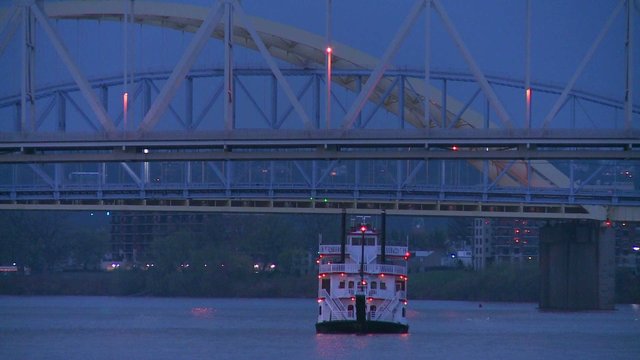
left=1, top=266, right=639, bottom=303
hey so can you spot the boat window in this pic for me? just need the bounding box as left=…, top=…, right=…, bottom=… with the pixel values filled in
left=370, top=281, right=377, bottom=289
left=319, top=306, right=322, bottom=315
left=402, top=307, right=406, bottom=317
left=348, top=281, right=354, bottom=289
left=380, top=282, right=387, bottom=290
left=395, top=280, right=405, bottom=291
left=322, top=279, right=331, bottom=294
left=350, top=236, right=377, bottom=246
left=339, top=281, right=345, bottom=289
left=347, top=304, right=354, bottom=318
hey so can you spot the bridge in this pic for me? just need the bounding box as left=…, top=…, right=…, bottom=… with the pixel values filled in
left=0, top=0, right=638, bottom=310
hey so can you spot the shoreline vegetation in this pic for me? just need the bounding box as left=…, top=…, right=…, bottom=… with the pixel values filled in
left=2, top=266, right=639, bottom=304
left=1, top=213, right=639, bottom=304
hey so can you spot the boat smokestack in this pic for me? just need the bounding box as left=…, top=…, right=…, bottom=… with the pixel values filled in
left=381, top=210, right=386, bottom=263
left=340, top=209, right=346, bottom=263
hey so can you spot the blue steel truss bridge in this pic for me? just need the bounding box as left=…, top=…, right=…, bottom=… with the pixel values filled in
left=0, top=0, right=639, bottom=221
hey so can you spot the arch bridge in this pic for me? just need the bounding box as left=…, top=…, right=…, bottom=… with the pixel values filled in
left=0, top=0, right=638, bottom=221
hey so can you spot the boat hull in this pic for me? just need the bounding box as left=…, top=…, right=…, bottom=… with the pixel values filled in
left=315, top=320, right=408, bottom=334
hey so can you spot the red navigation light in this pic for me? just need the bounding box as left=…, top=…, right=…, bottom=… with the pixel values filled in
left=405, top=252, right=410, bottom=257
left=326, top=46, right=332, bottom=54
left=317, top=298, right=324, bottom=303
left=351, top=297, right=356, bottom=301
left=525, top=88, right=532, bottom=103
left=361, top=280, right=367, bottom=285
left=452, top=145, right=459, bottom=151
left=380, top=273, right=385, bottom=278
left=367, top=297, right=373, bottom=302
left=360, top=225, right=367, bottom=233
left=603, top=219, right=612, bottom=228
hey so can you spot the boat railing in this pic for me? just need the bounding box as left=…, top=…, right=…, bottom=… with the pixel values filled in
left=320, top=289, right=347, bottom=320
left=318, top=245, right=408, bottom=256
left=375, top=296, right=401, bottom=322
left=319, top=263, right=407, bottom=275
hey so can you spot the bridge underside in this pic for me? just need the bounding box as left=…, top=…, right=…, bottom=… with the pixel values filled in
left=0, top=197, right=607, bottom=220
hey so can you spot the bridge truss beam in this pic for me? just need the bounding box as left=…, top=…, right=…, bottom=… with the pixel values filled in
left=0, top=1, right=638, bottom=220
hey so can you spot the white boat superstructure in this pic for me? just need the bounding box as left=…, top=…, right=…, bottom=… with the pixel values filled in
left=316, top=214, right=409, bottom=333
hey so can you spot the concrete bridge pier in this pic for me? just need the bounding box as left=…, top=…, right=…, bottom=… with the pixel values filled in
left=539, top=221, right=615, bottom=310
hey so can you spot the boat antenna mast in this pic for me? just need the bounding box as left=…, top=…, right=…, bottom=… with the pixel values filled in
left=357, top=216, right=370, bottom=293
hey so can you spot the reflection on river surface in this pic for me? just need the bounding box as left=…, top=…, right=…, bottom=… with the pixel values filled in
left=1, top=296, right=638, bottom=360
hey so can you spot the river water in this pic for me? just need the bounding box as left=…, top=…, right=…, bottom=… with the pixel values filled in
left=1, top=296, right=638, bottom=360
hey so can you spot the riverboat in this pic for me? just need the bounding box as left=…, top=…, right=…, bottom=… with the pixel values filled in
left=315, top=212, right=409, bottom=334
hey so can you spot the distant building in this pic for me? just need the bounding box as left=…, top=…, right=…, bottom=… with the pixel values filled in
left=408, top=249, right=472, bottom=272
left=614, top=222, right=640, bottom=271
left=408, top=250, right=443, bottom=272
left=472, top=218, right=540, bottom=270
left=470, top=218, right=640, bottom=271
left=109, top=212, right=210, bottom=264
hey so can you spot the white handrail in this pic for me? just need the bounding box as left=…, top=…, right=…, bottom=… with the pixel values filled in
left=320, top=289, right=347, bottom=319
left=375, top=296, right=400, bottom=321
left=319, top=263, right=407, bottom=275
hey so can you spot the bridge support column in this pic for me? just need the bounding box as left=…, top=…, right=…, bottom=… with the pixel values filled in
left=539, top=221, right=615, bottom=310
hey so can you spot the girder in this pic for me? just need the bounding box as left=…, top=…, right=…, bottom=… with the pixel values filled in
left=0, top=0, right=637, bottom=220
left=0, top=128, right=638, bottom=163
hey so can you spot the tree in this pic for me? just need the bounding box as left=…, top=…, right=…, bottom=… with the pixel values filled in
left=426, top=229, right=449, bottom=250
left=67, top=229, right=109, bottom=270
left=0, top=212, right=74, bottom=272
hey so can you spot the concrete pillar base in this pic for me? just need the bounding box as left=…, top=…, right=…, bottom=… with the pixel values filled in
left=539, top=220, right=615, bottom=310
